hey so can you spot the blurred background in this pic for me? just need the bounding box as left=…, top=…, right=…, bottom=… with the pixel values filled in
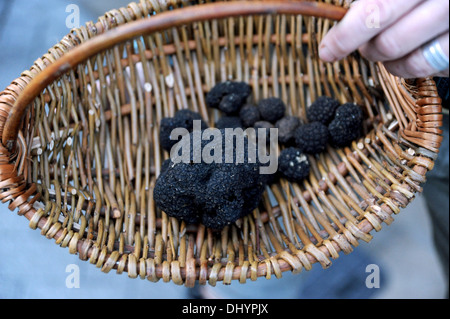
left=0, top=0, right=447, bottom=299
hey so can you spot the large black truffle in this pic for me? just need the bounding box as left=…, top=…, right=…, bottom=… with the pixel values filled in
left=239, top=104, right=260, bottom=127
left=278, top=147, right=310, bottom=183
left=154, top=129, right=268, bottom=230
left=306, top=96, right=341, bottom=125
left=159, top=109, right=208, bottom=151
left=258, top=97, right=286, bottom=123
left=328, top=103, right=364, bottom=147
left=206, top=81, right=252, bottom=115
left=294, top=122, right=329, bottom=155
left=275, top=116, right=301, bottom=145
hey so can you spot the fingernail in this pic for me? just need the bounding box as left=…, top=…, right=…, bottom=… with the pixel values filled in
left=319, top=43, right=335, bottom=62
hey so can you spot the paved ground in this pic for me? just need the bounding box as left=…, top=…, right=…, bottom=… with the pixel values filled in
left=0, top=0, right=447, bottom=299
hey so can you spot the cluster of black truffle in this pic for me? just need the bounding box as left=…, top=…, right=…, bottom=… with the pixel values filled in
left=225, top=93, right=363, bottom=184
left=305, top=96, right=364, bottom=149
left=154, top=81, right=364, bottom=230
left=266, top=96, right=365, bottom=155
left=278, top=97, right=364, bottom=183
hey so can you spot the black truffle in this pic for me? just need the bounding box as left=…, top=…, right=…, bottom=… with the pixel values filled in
left=154, top=129, right=268, bottom=230
left=306, top=96, right=341, bottom=125
left=206, top=81, right=252, bottom=115
left=239, top=104, right=260, bottom=127
left=215, top=116, right=243, bottom=130
left=328, top=103, right=364, bottom=147
left=159, top=109, right=208, bottom=151
left=294, top=122, right=329, bottom=155
left=278, top=147, right=310, bottom=183
left=275, top=116, right=301, bottom=145
left=258, top=97, right=286, bottom=123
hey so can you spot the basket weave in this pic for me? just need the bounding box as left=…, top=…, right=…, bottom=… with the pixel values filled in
left=0, top=0, right=444, bottom=287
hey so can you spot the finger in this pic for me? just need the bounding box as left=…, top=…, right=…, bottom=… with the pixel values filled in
left=384, top=33, right=449, bottom=78
left=319, top=0, right=425, bottom=62
left=359, top=0, right=449, bottom=62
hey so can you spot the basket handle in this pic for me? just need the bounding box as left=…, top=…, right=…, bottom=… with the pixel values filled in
left=1, top=0, right=347, bottom=152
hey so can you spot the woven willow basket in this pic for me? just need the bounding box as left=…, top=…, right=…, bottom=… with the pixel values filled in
left=0, top=0, right=444, bottom=287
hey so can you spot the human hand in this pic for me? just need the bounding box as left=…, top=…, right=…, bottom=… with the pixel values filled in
left=319, top=0, right=449, bottom=78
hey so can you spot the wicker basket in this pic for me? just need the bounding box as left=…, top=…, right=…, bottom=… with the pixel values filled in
left=0, top=0, right=443, bottom=287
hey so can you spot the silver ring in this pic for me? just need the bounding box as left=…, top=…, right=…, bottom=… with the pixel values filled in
left=422, top=39, right=449, bottom=72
